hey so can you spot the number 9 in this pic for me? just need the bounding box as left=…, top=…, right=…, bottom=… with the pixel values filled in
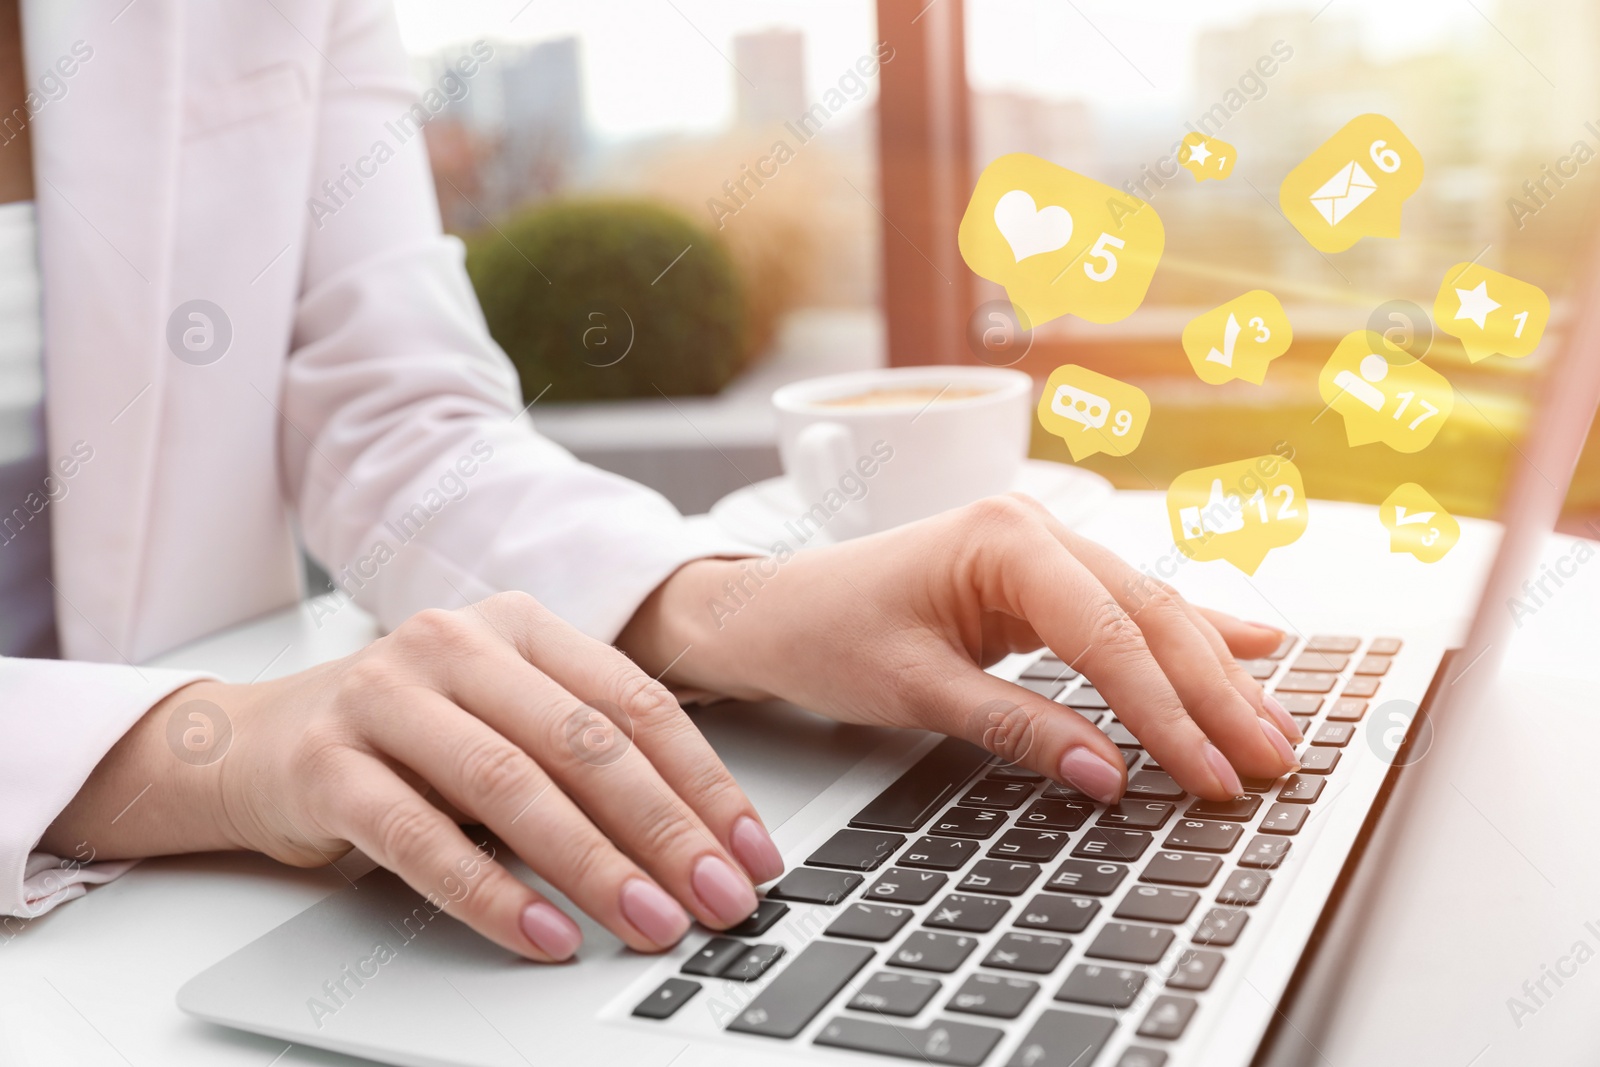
left=1111, top=410, right=1132, bottom=437
left=1369, top=139, right=1401, bottom=174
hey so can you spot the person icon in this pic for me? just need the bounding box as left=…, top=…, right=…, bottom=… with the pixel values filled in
left=1334, top=353, right=1390, bottom=412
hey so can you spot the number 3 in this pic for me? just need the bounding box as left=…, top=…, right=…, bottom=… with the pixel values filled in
left=1084, top=233, right=1125, bottom=282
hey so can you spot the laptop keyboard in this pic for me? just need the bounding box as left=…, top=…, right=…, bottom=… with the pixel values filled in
left=628, top=634, right=1400, bottom=1066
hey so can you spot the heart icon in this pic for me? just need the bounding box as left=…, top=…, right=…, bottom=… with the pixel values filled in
left=993, top=189, right=1073, bottom=263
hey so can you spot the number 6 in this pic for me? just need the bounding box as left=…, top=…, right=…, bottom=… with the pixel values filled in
left=1369, top=139, right=1400, bottom=174
left=1084, top=233, right=1125, bottom=282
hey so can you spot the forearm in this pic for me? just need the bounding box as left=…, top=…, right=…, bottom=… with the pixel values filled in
left=41, top=680, right=243, bottom=860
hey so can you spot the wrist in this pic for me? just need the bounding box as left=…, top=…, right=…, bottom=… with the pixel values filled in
left=617, top=556, right=778, bottom=701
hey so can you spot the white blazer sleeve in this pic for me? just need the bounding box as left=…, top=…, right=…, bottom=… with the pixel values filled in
left=282, top=0, right=752, bottom=641
left=0, top=659, right=209, bottom=918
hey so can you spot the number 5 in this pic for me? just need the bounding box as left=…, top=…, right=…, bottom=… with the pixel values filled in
left=1084, top=233, right=1125, bottom=282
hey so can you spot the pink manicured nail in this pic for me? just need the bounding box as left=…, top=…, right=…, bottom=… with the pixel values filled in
left=520, top=901, right=582, bottom=960
left=692, top=855, right=759, bottom=927
left=1259, top=717, right=1301, bottom=771
left=620, top=878, right=690, bottom=947
left=730, top=815, right=785, bottom=883
left=1058, top=747, right=1124, bottom=805
left=1203, top=742, right=1244, bottom=796
left=1262, top=694, right=1304, bottom=744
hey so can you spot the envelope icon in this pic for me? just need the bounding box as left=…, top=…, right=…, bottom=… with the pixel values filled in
left=1308, top=160, right=1377, bottom=225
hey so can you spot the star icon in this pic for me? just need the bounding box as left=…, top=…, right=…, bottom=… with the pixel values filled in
left=1186, top=139, right=1212, bottom=166
left=1454, top=280, right=1501, bottom=329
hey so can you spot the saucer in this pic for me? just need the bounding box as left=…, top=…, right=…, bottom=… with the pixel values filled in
left=708, top=459, right=1115, bottom=549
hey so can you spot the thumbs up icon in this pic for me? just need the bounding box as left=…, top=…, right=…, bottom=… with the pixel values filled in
left=1178, top=479, right=1244, bottom=540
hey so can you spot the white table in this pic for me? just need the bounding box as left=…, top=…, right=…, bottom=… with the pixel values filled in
left=3, top=491, right=1598, bottom=1067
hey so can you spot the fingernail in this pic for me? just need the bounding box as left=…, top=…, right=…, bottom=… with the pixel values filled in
left=1251, top=621, right=1285, bottom=637
left=1057, top=746, right=1124, bottom=805
left=1203, top=742, right=1244, bottom=796
left=520, top=901, right=582, bottom=960
left=620, top=878, right=691, bottom=947
left=692, top=854, right=759, bottom=927
left=730, top=815, right=785, bottom=883
left=1259, top=717, right=1302, bottom=771
left=1262, top=694, right=1304, bottom=743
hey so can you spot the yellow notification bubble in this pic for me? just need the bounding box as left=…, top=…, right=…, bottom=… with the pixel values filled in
left=1037, top=364, right=1150, bottom=462
left=959, top=153, right=1165, bottom=328
left=1167, top=455, right=1308, bottom=575
left=1318, top=331, right=1453, bottom=453
left=1432, top=263, right=1550, bottom=363
left=1379, top=483, right=1459, bottom=563
left=1181, top=291, right=1292, bottom=385
left=1279, top=114, right=1423, bottom=253
left=1179, top=132, right=1235, bottom=182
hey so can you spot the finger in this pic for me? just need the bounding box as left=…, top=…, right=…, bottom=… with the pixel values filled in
left=1186, top=605, right=1303, bottom=745
left=364, top=691, right=696, bottom=952
left=1195, top=606, right=1285, bottom=660
left=323, top=750, right=584, bottom=963
left=963, top=498, right=1240, bottom=799
left=476, top=593, right=783, bottom=885
left=1059, top=533, right=1298, bottom=781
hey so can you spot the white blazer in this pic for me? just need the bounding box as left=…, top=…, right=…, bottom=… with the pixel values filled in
left=1, top=0, right=741, bottom=917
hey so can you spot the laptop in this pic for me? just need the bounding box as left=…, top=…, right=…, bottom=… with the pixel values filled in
left=174, top=272, right=1600, bottom=1066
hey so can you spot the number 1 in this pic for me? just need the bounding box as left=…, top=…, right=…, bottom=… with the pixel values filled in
left=1513, top=310, right=1528, bottom=338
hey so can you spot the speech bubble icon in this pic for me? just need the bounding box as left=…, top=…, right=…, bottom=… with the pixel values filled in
left=1317, top=331, right=1453, bottom=453
left=1181, top=290, right=1292, bottom=385
left=1037, top=364, right=1150, bottom=462
left=1179, top=132, right=1236, bottom=182
left=1432, top=263, right=1550, bottom=363
left=1379, top=482, right=1459, bottom=563
left=1167, top=454, right=1308, bottom=575
left=959, top=153, right=1165, bottom=328
left=1279, top=114, right=1423, bottom=253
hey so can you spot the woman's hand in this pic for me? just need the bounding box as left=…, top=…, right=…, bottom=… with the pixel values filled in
left=623, top=494, right=1303, bottom=803
left=44, top=593, right=784, bottom=962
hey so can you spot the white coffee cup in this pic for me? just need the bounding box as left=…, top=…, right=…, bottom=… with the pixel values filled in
left=772, top=366, right=1032, bottom=540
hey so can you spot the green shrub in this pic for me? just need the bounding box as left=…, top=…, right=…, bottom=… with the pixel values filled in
left=464, top=199, right=749, bottom=402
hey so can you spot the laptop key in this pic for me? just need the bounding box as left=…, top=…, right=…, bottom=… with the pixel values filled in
left=1341, top=676, right=1381, bottom=698
left=1184, top=794, right=1262, bottom=821
left=1266, top=634, right=1296, bottom=659
left=1238, top=659, right=1279, bottom=680
left=1162, top=819, right=1243, bottom=853
left=1239, top=835, right=1291, bottom=869
left=1063, top=687, right=1110, bottom=709
left=1306, top=635, right=1361, bottom=653
left=1276, top=671, right=1339, bottom=693
left=1193, top=907, right=1248, bottom=946
left=925, top=893, right=1010, bottom=933
left=724, top=943, right=785, bottom=981
left=1291, top=651, right=1349, bottom=673
left=1086, top=922, right=1175, bottom=964
left=848, top=972, right=942, bottom=1016
left=986, top=764, right=1045, bottom=783
left=1312, top=722, right=1354, bottom=747
left=767, top=867, right=863, bottom=904
left=1116, top=1049, right=1170, bottom=1067
left=1277, top=775, right=1324, bottom=803
left=1054, top=962, right=1146, bottom=1008
left=1326, top=697, right=1369, bottom=721
left=1017, top=798, right=1095, bottom=831
left=1216, top=869, right=1271, bottom=905
left=900, top=836, right=979, bottom=870
left=1046, top=859, right=1129, bottom=896
left=1238, top=776, right=1278, bottom=793
left=1354, top=654, right=1391, bottom=675
left=1369, top=637, right=1403, bottom=655
left=1014, top=892, right=1100, bottom=933
left=982, top=932, right=1072, bottom=974
left=723, top=900, right=788, bottom=938
left=1104, top=722, right=1141, bottom=747
left=1019, top=678, right=1068, bottom=699
left=1276, top=693, right=1323, bottom=715
left=1137, top=994, right=1199, bottom=1039
left=868, top=867, right=949, bottom=904
left=890, top=931, right=979, bottom=972
left=826, top=903, right=915, bottom=943
left=1260, top=803, right=1308, bottom=835
left=815, top=1017, right=1003, bottom=1066
left=851, top=738, right=993, bottom=833
left=988, top=828, right=1073, bottom=862
left=959, top=860, right=1040, bottom=896
left=1114, top=885, right=1200, bottom=924
left=632, top=977, right=701, bottom=1019
left=959, top=780, right=1035, bottom=810
left=1004, top=1010, right=1117, bottom=1067
left=1021, top=659, right=1079, bottom=681
left=808, top=828, right=906, bottom=871
left=947, top=973, right=1039, bottom=1019
left=1166, top=947, right=1225, bottom=991
left=1125, top=770, right=1185, bottom=799
left=1097, top=801, right=1175, bottom=830
left=681, top=936, right=749, bottom=977
left=727, top=940, right=874, bottom=1038
left=1072, top=827, right=1154, bottom=862
left=1140, top=850, right=1223, bottom=887
left=1298, top=747, right=1340, bottom=773
left=929, top=806, right=1007, bottom=840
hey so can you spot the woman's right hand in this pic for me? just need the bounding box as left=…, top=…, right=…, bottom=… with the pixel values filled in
left=45, top=592, right=785, bottom=962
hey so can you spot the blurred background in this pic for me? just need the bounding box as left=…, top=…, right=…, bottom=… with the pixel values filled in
left=392, top=0, right=1600, bottom=525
